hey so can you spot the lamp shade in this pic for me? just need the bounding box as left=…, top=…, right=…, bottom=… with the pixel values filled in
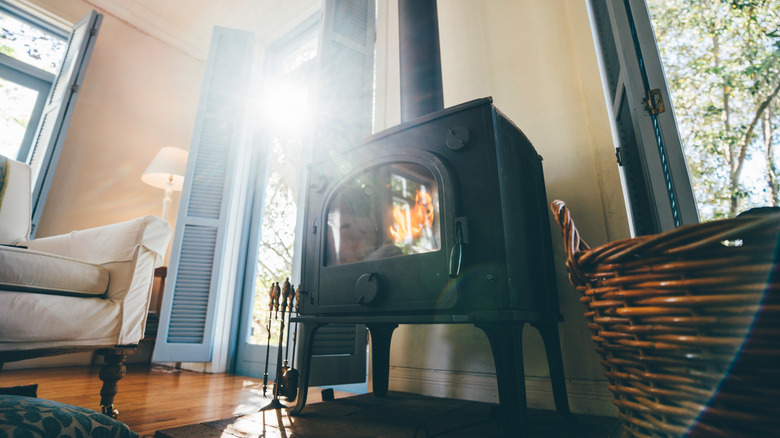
left=141, top=147, right=188, bottom=191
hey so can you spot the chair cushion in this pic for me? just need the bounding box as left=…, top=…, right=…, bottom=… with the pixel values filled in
left=0, top=395, right=138, bottom=438
left=0, top=156, right=32, bottom=245
left=0, top=245, right=109, bottom=296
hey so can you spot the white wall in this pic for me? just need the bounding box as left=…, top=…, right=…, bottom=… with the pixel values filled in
left=374, top=0, right=630, bottom=416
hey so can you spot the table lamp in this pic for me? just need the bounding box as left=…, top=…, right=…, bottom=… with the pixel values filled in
left=142, top=147, right=188, bottom=219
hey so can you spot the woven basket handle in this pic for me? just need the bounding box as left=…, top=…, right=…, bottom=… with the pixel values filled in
left=550, top=200, right=590, bottom=285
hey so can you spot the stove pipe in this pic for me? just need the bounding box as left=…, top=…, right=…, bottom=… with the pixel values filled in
left=398, top=0, right=444, bottom=123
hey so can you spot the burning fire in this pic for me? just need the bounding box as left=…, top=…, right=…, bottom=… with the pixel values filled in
left=389, top=190, right=434, bottom=243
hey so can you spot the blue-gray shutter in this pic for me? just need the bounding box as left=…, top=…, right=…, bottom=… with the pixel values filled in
left=590, top=0, right=698, bottom=234
left=307, top=0, right=376, bottom=387
left=152, top=27, right=254, bottom=363
left=28, top=10, right=101, bottom=237
left=314, top=0, right=376, bottom=158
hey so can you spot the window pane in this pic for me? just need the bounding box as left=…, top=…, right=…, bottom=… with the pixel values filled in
left=0, top=9, right=66, bottom=74
left=250, top=164, right=297, bottom=345
left=648, top=1, right=780, bottom=219
left=279, top=33, right=317, bottom=74
left=0, top=76, right=38, bottom=158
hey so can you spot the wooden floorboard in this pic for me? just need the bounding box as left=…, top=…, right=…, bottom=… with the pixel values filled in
left=0, top=363, right=350, bottom=437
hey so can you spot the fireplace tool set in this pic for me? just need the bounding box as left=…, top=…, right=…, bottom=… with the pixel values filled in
left=260, top=277, right=300, bottom=412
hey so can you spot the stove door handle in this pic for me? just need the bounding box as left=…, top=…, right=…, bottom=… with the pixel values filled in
left=448, top=227, right=464, bottom=278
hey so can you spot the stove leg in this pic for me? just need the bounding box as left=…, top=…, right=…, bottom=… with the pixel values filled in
left=475, top=322, right=527, bottom=438
left=366, top=324, right=397, bottom=398
left=531, top=321, right=572, bottom=419
left=289, top=322, right=322, bottom=416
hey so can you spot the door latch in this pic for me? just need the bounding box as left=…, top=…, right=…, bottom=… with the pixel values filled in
left=643, top=89, right=665, bottom=115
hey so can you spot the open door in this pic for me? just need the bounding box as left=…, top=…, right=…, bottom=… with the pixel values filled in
left=233, top=0, right=375, bottom=389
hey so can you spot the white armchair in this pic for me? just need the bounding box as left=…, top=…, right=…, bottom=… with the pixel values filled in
left=0, top=155, right=172, bottom=417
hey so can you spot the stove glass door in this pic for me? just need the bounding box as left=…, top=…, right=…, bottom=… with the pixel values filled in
left=324, top=162, right=440, bottom=266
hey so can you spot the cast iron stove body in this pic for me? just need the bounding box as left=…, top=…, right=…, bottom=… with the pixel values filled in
left=299, top=97, right=559, bottom=320
left=290, top=98, right=572, bottom=437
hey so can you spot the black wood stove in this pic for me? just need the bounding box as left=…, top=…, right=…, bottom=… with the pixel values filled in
left=289, top=1, right=571, bottom=436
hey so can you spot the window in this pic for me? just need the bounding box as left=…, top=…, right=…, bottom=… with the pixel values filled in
left=591, top=0, right=779, bottom=230
left=647, top=0, right=780, bottom=220
left=0, top=3, right=101, bottom=236
left=590, top=0, right=699, bottom=235
left=0, top=4, right=66, bottom=161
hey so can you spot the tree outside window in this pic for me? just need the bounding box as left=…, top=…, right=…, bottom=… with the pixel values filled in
left=649, top=0, right=780, bottom=220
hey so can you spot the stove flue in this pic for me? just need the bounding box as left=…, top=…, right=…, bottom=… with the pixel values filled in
left=398, top=0, right=443, bottom=122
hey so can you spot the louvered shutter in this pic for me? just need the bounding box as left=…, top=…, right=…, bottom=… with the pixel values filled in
left=306, top=0, right=376, bottom=387
left=153, top=27, right=255, bottom=363
left=28, top=10, right=101, bottom=237
left=590, top=0, right=698, bottom=234
left=314, top=0, right=376, bottom=159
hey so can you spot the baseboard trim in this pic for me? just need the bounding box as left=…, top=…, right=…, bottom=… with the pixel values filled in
left=387, top=366, right=616, bottom=417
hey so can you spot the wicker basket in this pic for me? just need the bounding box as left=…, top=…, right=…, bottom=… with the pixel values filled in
left=550, top=201, right=780, bottom=438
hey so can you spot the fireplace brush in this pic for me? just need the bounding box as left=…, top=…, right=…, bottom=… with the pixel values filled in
left=279, top=283, right=300, bottom=402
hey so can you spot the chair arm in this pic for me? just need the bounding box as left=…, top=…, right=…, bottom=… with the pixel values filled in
left=24, top=215, right=172, bottom=267
left=25, top=216, right=172, bottom=344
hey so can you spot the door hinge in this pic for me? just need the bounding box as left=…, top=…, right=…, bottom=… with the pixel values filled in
left=71, top=84, right=80, bottom=93
left=90, top=26, right=98, bottom=36
left=615, top=147, right=623, bottom=166
left=643, top=88, right=665, bottom=115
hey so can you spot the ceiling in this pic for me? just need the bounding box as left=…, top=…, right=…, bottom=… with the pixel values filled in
left=84, top=0, right=321, bottom=60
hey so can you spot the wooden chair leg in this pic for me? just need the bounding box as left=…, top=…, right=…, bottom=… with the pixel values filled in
left=97, top=346, right=136, bottom=418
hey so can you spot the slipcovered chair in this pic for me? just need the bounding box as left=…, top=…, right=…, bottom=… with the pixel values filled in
left=0, top=155, right=172, bottom=417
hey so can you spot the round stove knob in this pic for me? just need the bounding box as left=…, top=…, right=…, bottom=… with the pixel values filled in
left=355, top=273, right=380, bottom=306
left=446, top=126, right=470, bottom=150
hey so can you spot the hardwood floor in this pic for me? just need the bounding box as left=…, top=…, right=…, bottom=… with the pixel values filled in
left=0, top=363, right=348, bottom=437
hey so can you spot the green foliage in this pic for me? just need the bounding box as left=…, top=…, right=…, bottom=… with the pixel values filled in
left=649, top=0, right=780, bottom=219
left=0, top=44, right=15, bottom=56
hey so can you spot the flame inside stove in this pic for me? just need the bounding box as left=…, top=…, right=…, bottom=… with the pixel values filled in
left=389, top=190, right=434, bottom=243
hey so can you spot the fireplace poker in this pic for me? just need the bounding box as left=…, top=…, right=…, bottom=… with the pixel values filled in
left=272, top=281, right=280, bottom=319
left=261, top=282, right=277, bottom=397
left=272, top=279, right=291, bottom=400
left=283, top=279, right=293, bottom=367
left=290, top=284, right=300, bottom=368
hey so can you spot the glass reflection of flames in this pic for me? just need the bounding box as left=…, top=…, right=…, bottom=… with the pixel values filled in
left=389, top=189, right=435, bottom=244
